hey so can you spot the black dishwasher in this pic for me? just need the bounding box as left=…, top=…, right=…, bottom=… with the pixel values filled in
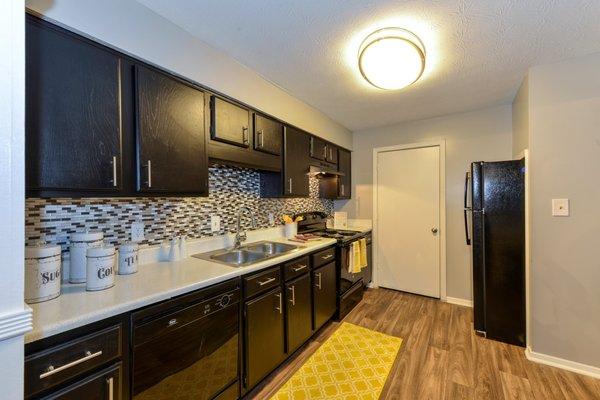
left=131, top=279, right=240, bottom=400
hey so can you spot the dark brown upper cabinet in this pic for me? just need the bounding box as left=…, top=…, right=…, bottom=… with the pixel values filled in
left=254, top=114, right=282, bottom=156
left=325, top=143, right=338, bottom=164
left=135, top=65, right=208, bottom=195
left=309, top=136, right=327, bottom=161
left=337, top=148, right=351, bottom=198
left=26, top=17, right=123, bottom=196
left=210, top=96, right=251, bottom=148
left=282, top=126, right=311, bottom=197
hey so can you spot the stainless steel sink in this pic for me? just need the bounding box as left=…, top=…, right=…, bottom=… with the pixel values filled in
left=192, top=241, right=302, bottom=267
left=243, top=242, right=298, bottom=256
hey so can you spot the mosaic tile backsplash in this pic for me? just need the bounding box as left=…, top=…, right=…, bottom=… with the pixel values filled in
left=26, top=165, right=333, bottom=251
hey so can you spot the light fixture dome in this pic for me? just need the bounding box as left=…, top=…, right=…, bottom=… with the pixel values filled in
left=358, top=27, right=426, bottom=90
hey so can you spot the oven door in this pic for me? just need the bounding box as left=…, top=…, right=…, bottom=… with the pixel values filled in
left=132, top=293, right=239, bottom=400
left=339, top=242, right=363, bottom=294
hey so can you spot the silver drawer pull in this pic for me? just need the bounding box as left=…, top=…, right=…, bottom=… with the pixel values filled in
left=146, top=160, right=152, bottom=188
left=292, top=264, right=307, bottom=272
left=107, top=377, right=114, bottom=400
left=39, top=350, right=103, bottom=379
left=289, top=285, right=296, bottom=306
left=258, top=277, right=276, bottom=286
left=110, top=156, right=117, bottom=187
left=168, top=318, right=178, bottom=326
left=321, top=254, right=333, bottom=260
left=315, top=272, right=322, bottom=289
left=275, top=293, right=282, bottom=314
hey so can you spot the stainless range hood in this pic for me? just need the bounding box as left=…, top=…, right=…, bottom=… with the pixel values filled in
left=307, top=165, right=345, bottom=178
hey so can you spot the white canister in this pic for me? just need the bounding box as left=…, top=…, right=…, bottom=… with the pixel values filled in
left=284, top=222, right=298, bottom=239
left=118, top=242, right=139, bottom=275
left=25, top=243, right=62, bottom=304
left=69, top=231, right=104, bottom=283
left=86, top=245, right=116, bottom=291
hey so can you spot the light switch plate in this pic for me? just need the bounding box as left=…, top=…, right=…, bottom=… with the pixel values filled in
left=552, top=199, right=569, bottom=216
left=131, top=222, right=145, bottom=242
left=211, top=215, right=221, bottom=232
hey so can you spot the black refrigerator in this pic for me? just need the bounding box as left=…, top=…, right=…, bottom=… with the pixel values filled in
left=464, top=159, right=525, bottom=347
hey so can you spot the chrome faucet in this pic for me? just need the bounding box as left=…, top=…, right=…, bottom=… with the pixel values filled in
left=234, top=206, right=257, bottom=248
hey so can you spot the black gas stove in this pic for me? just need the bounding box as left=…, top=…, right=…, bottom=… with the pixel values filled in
left=295, top=212, right=365, bottom=244
left=294, top=211, right=372, bottom=320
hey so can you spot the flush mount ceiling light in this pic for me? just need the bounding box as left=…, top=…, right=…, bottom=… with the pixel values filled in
left=358, top=27, right=426, bottom=90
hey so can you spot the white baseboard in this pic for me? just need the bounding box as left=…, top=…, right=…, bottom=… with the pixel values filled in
left=0, top=306, right=33, bottom=341
left=445, top=297, right=473, bottom=307
left=525, top=346, right=600, bottom=379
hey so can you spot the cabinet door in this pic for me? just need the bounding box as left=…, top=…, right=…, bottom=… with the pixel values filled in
left=338, top=148, right=351, bottom=199
left=309, top=136, right=327, bottom=161
left=283, top=126, right=310, bottom=197
left=26, top=18, right=122, bottom=193
left=210, top=96, right=251, bottom=148
left=135, top=65, right=208, bottom=194
left=313, top=262, right=337, bottom=331
left=326, top=143, right=338, bottom=164
left=245, top=288, right=285, bottom=389
left=285, top=274, right=313, bottom=354
left=41, top=363, right=121, bottom=400
left=254, top=114, right=282, bottom=156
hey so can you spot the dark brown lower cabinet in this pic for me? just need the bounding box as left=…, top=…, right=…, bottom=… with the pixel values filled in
left=285, top=274, right=313, bottom=354
left=40, top=363, right=121, bottom=400
left=313, top=262, right=337, bottom=331
left=244, top=288, right=285, bottom=390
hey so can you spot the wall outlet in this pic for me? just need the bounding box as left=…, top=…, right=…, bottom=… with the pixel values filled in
left=552, top=198, right=569, bottom=216
left=131, top=222, right=145, bottom=242
left=268, top=213, right=274, bottom=226
left=211, top=215, right=221, bottom=232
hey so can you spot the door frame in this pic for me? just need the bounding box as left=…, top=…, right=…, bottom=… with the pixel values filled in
left=372, top=140, right=447, bottom=300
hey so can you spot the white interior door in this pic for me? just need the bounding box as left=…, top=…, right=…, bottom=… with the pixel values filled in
left=376, top=146, right=440, bottom=298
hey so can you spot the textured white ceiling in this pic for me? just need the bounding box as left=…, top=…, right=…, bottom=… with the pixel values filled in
left=137, top=0, right=600, bottom=131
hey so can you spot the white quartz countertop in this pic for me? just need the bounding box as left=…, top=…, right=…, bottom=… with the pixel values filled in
left=26, top=236, right=336, bottom=343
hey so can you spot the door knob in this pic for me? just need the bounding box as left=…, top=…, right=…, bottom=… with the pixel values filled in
left=431, top=228, right=438, bottom=234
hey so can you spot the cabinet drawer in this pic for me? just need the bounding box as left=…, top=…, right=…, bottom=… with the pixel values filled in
left=283, top=256, right=310, bottom=281
left=244, top=267, right=281, bottom=298
left=311, top=247, right=336, bottom=268
left=39, top=362, right=121, bottom=400
left=25, top=325, right=122, bottom=398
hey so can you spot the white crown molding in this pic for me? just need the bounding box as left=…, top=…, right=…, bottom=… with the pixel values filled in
left=0, top=306, right=33, bottom=341
left=445, top=297, right=473, bottom=307
left=525, top=346, right=600, bottom=379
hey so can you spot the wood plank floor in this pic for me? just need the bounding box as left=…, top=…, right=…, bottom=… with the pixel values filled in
left=247, top=288, right=600, bottom=399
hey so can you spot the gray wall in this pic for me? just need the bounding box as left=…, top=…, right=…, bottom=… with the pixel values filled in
left=25, top=0, right=352, bottom=149
left=512, top=76, right=530, bottom=157
left=338, top=105, right=513, bottom=300
left=529, top=53, right=600, bottom=368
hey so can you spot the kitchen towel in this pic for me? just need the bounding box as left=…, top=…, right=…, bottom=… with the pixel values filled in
left=352, top=241, right=361, bottom=273
left=359, top=238, right=367, bottom=269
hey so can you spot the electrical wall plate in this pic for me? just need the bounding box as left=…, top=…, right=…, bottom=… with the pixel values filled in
left=211, top=215, right=221, bottom=232
left=131, top=222, right=145, bottom=241
left=552, top=199, right=570, bottom=216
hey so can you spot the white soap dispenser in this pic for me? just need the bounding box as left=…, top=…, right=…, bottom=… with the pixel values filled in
left=168, top=236, right=180, bottom=262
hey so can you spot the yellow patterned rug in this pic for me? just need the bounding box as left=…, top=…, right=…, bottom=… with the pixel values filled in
left=270, top=322, right=402, bottom=400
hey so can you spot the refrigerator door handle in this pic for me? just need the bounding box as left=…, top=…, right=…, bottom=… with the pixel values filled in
left=464, top=171, right=472, bottom=245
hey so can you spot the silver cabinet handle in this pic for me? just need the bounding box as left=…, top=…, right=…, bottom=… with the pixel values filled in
left=39, top=350, right=103, bottom=379
left=168, top=318, right=178, bottom=326
left=293, top=264, right=307, bottom=272
left=315, top=272, right=322, bottom=290
left=341, top=184, right=345, bottom=196
left=288, top=178, right=293, bottom=194
left=321, top=254, right=333, bottom=260
left=110, top=156, right=117, bottom=187
left=275, top=293, right=282, bottom=314
left=242, top=126, right=249, bottom=144
left=257, top=129, right=264, bottom=148
left=323, top=145, right=327, bottom=159
left=146, top=160, right=152, bottom=188
left=258, top=277, right=276, bottom=286
left=107, top=377, right=114, bottom=400
left=289, top=285, right=296, bottom=306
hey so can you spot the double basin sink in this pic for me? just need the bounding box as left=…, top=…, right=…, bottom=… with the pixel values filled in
left=192, top=241, right=301, bottom=267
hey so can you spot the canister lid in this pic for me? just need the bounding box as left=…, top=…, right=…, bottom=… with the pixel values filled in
left=86, top=245, right=115, bottom=258
left=25, top=243, right=61, bottom=259
left=71, top=231, right=104, bottom=243
left=119, top=242, right=139, bottom=252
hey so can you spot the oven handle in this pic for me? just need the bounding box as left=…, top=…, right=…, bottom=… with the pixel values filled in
left=464, top=171, right=471, bottom=245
